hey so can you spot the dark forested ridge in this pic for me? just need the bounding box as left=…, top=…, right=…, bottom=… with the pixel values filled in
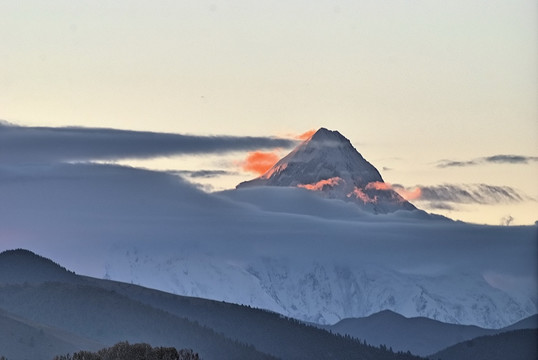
left=429, top=329, right=538, bottom=360
left=324, top=309, right=538, bottom=357
left=0, top=249, right=78, bottom=285
left=0, top=249, right=423, bottom=360
left=0, top=282, right=275, bottom=360
left=0, top=307, right=103, bottom=360
left=81, top=275, right=423, bottom=360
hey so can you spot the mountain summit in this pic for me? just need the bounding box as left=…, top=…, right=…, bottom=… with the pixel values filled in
left=237, top=128, right=416, bottom=213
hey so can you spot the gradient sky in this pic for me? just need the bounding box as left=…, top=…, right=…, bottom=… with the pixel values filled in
left=1, top=0, right=537, bottom=224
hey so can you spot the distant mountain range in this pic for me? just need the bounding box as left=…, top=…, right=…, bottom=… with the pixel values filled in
left=1, top=249, right=536, bottom=360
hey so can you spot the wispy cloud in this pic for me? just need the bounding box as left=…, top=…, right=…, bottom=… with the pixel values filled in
left=0, top=123, right=297, bottom=164
left=393, top=184, right=529, bottom=205
left=437, top=155, right=538, bottom=168
left=426, top=202, right=456, bottom=211
left=173, top=170, right=237, bottom=179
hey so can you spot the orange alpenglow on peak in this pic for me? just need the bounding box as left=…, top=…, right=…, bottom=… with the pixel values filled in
left=237, top=128, right=417, bottom=214
left=295, top=129, right=317, bottom=140
left=242, top=151, right=280, bottom=175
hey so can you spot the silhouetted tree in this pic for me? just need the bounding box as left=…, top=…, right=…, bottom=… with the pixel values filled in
left=53, top=342, right=200, bottom=360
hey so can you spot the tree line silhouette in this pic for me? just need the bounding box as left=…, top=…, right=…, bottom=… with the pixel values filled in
left=52, top=342, right=200, bottom=360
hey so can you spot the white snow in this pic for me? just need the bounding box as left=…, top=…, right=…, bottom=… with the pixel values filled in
left=103, top=241, right=536, bottom=328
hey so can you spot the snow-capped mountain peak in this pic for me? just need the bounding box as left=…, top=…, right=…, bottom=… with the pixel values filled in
left=237, top=127, right=416, bottom=213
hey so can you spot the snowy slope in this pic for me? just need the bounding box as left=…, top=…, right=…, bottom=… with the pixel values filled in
left=237, top=128, right=416, bottom=213
left=103, top=244, right=536, bottom=328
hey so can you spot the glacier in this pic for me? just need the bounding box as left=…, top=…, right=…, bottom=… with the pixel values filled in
left=103, top=238, right=536, bottom=328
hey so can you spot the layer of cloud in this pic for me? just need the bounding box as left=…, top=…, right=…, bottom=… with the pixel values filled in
left=363, top=181, right=422, bottom=201
left=437, top=154, right=538, bottom=168
left=393, top=186, right=422, bottom=201
left=173, top=170, right=237, bottom=179
left=0, top=123, right=296, bottom=163
left=426, top=202, right=456, bottom=211
left=1, top=162, right=536, bottom=327
left=291, top=179, right=524, bottom=208
left=393, top=184, right=529, bottom=205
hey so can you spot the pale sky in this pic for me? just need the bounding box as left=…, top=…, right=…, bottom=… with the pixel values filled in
left=1, top=0, right=537, bottom=224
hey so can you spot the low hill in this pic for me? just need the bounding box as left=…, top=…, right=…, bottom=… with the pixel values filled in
left=0, top=308, right=102, bottom=360
left=429, top=329, right=538, bottom=360
left=325, top=310, right=538, bottom=356
left=0, top=282, right=275, bottom=360
left=0, top=249, right=78, bottom=285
